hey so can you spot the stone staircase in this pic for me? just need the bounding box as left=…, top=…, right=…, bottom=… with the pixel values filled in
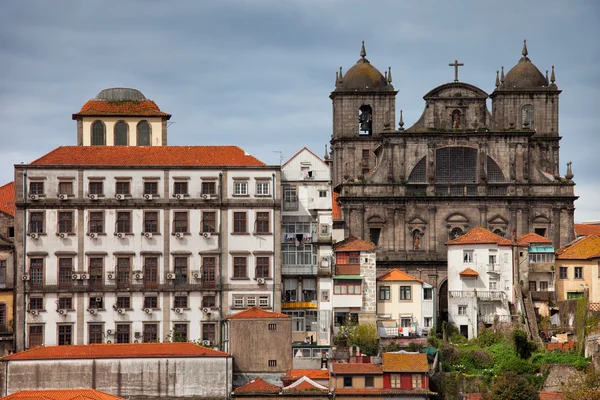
left=515, top=284, right=540, bottom=341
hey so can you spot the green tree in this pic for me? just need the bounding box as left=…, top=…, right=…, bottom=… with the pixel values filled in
left=347, top=323, right=379, bottom=356
left=482, top=371, right=539, bottom=400
left=561, top=366, right=600, bottom=400
left=513, top=328, right=536, bottom=359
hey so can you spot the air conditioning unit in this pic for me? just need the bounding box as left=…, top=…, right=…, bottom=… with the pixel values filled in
left=88, top=232, right=97, bottom=239
left=174, top=308, right=182, bottom=314
left=257, top=278, right=266, bottom=285
left=72, top=274, right=80, bottom=280
left=201, top=194, right=209, bottom=200
left=143, top=308, right=151, bottom=314
left=116, top=194, right=125, bottom=200
left=202, top=232, right=211, bottom=239
left=95, top=297, right=102, bottom=303
left=107, top=272, right=115, bottom=280
left=134, top=331, right=142, bottom=338
left=166, top=273, right=175, bottom=280
left=22, top=274, right=30, bottom=281
left=106, top=329, right=114, bottom=335
left=29, top=194, right=39, bottom=200
left=88, top=193, right=98, bottom=200
left=144, top=194, right=153, bottom=200
left=58, top=232, right=68, bottom=239
left=116, top=232, right=124, bottom=239
left=80, top=274, right=88, bottom=280
left=29, top=309, right=39, bottom=316
left=175, top=232, right=184, bottom=239
left=175, top=194, right=184, bottom=200
left=134, top=272, right=143, bottom=280
left=202, top=340, right=211, bottom=346
left=144, top=232, right=153, bottom=239
left=202, top=307, right=210, bottom=314
left=57, top=309, right=67, bottom=315
left=117, top=308, right=125, bottom=314
left=193, top=271, right=201, bottom=279
left=28, top=232, right=39, bottom=239
left=58, top=194, right=68, bottom=201
left=88, top=309, right=96, bottom=315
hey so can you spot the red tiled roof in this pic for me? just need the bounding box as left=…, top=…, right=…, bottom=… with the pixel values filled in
left=459, top=268, right=479, bottom=277
left=283, top=369, right=330, bottom=380
left=0, top=182, right=15, bottom=216
left=378, top=269, right=423, bottom=282
left=540, top=393, right=566, bottom=400
left=332, top=192, right=342, bottom=220
left=226, top=306, right=289, bottom=320
left=29, top=146, right=266, bottom=167
left=446, top=226, right=514, bottom=246
left=334, top=236, right=376, bottom=252
left=382, top=352, right=429, bottom=372
left=574, top=223, right=600, bottom=237
left=516, top=232, right=553, bottom=246
left=556, top=235, right=600, bottom=260
left=2, top=389, right=125, bottom=400
left=73, top=99, right=171, bottom=119
left=464, top=394, right=482, bottom=400
left=2, top=342, right=228, bottom=361
left=233, top=377, right=281, bottom=394
left=330, top=363, right=382, bottom=374
left=333, top=388, right=436, bottom=395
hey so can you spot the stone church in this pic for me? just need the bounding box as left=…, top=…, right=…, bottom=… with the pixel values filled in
left=329, top=41, right=576, bottom=322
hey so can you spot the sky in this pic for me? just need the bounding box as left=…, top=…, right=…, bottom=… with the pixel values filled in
left=1, top=0, right=599, bottom=222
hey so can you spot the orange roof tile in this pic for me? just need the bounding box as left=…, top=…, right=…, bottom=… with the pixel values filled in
left=226, top=306, right=289, bottom=320
left=459, top=268, right=479, bottom=277
left=378, top=269, right=423, bottom=282
left=540, top=393, right=566, bottom=400
left=2, top=342, right=228, bottom=361
left=516, top=232, right=553, bottom=246
left=575, top=223, right=600, bottom=237
left=556, top=235, right=600, bottom=260
left=332, top=192, right=342, bottom=220
left=2, top=389, right=125, bottom=400
left=382, top=352, right=429, bottom=372
left=334, top=236, right=376, bottom=252
left=73, top=99, right=171, bottom=119
left=283, top=369, right=330, bottom=380
left=446, top=226, right=514, bottom=246
left=0, top=182, right=15, bottom=216
left=29, top=146, right=266, bottom=167
left=233, top=377, right=281, bottom=394
left=330, top=363, right=382, bottom=374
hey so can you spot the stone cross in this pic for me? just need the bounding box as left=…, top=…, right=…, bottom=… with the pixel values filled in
left=449, top=59, right=464, bottom=82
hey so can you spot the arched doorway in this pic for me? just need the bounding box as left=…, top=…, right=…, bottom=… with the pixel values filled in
left=438, top=279, right=448, bottom=328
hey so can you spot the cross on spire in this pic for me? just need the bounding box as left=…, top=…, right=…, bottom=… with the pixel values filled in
left=449, top=59, right=464, bottom=82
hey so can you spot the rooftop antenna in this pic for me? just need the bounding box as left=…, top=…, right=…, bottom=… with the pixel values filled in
left=273, top=151, right=284, bottom=166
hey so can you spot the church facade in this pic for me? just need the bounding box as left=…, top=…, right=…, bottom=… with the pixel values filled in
left=329, top=41, right=577, bottom=323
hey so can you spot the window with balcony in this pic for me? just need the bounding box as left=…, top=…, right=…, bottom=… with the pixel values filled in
left=284, top=278, right=297, bottom=302
left=89, top=257, right=103, bottom=290
left=337, top=252, right=360, bottom=265
left=144, top=211, right=159, bottom=233
left=116, top=257, right=131, bottom=289
left=282, top=244, right=316, bottom=271
left=116, top=212, right=131, bottom=234
left=283, top=186, right=298, bottom=211
left=202, top=212, right=216, bottom=233
left=116, top=324, right=130, bottom=343
left=29, top=211, right=44, bottom=233
left=529, top=252, right=555, bottom=263
left=58, top=211, right=74, bottom=233
left=233, top=257, right=247, bottom=279
left=89, top=211, right=104, bottom=234
left=233, top=212, right=247, bottom=233
left=255, top=212, right=270, bottom=234
left=58, top=258, right=73, bottom=289
left=144, top=257, right=158, bottom=288
left=58, top=325, right=72, bottom=345
left=174, top=257, right=188, bottom=286
left=202, top=256, right=216, bottom=288
left=88, top=324, right=103, bottom=344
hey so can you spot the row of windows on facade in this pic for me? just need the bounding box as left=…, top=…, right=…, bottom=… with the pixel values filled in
left=28, top=321, right=217, bottom=347
left=29, top=180, right=271, bottom=198
left=378, top=286, right=433, bottom=301
left=28, top=210, right=271, bottom=235
left=558, top=265, right=594, bottom=280
left=25, top=254, right=272, bottom=286
left=462, top=250, right=510, bottom=266
left=90, top=120, right=153, bottom=146
left=340, top=374, right=424, bottom=390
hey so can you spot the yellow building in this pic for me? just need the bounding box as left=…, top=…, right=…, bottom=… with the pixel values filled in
left=555, top=234, right=600, bottom=302
left=0, top=181, right=15, bottom=353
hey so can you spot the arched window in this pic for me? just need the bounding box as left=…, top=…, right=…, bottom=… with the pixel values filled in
left=114, top=121, right=128, bottom=146
left=521, top=105, right=534, bottom=129
left=436, top=147, right=477, bottom=184
left=358, top=105, right=372, bottom=135
left=137, top=121, right=151, bottom=146
left=487, top=157, right=506, bottom=183
left=450, top=227, right=463, bottom=239
left=408, top=157, right=427, bottom=183
left=91, top=121, right=105, bottom=146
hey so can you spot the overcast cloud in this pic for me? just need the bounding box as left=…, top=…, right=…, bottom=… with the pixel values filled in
left=0, top=0, right=598, bottom=221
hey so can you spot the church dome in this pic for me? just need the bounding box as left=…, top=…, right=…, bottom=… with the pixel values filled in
left=94, top=88, right=147, bottom=101
left=502, top=41, right=548, bottom=89
left=337, top=42, right=389, bottom=90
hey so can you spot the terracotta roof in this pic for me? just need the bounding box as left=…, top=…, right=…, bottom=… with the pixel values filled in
left=330, top=363, right=382, bottom=374
left=283, top=369, right=330, bottom=380
left=556, top=235, right=600, bottom=260
left=332, top=192, right=342, bottom=220
left=459, top=268, right=479, bottom=277
left=226, top=306, right=289, bottom=320
left=516, top=232, right=552, bottom=246
left=0, top=182, right=15, bottom=216
left=2, top=342, right=228, bottom=361
left=73, top=99, right=171, bottom=119
left=382, top=352, right=429, bottom=372
left=446, top=226, right=514, bottom=246
left=334, top=236, right=376, bottom=252
left=29, top=146, right=266, bottom=167
left=283, top=376, right=328, bottom=392
left=333, top=388, right=435, bottom=395
left=540, top=393, right=566, bottom=400
left=233, top=377, right=281, bottom=394
left=378, top=269, right=423, bottom=282
left=2, top=389, right=125, bottom=400
left=575, top=223, right=600, bottom=237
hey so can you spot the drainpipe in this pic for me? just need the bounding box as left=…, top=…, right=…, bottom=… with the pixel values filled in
left=218, top=172, right=223, bottom=349
left=22, top=168, right=28, bottom=351
left=272, top=173, right=276, bottom=309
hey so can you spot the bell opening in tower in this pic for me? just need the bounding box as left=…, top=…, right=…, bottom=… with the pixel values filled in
left=358, top=105, right=372, bottom=135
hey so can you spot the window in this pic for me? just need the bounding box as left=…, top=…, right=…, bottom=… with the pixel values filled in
left=364, top=376, right=374, bottom=388
left=334, top=281, right=361, bottom=295
left=173, top=323, right=188, bottom=342
left=174, top=257, right=188, bottom=286
left=144, top=296, right=158, bottom=309
left=91, top=121, right=105, bottom=145
left=369, top=228, right=381, bottom=246
left=463, top=251, right=474, bottom=263
left=424, top=317, right=433, bottom=327
left=559, top=267, right=568, bottom=279
left=256, top=256, right=270, bottom=278
left=400, top=286, right=412, bottom=300
left=233, top=212, right=247, bottom=233
left=259, top=296, right=269, bottom=308
left=0, top=261, right=5, bottom=286
left=540, top=281, right=548, bottom=291
left=29, top=297, right=43, bottom=311
left=58, top=258, right=73, bottom=289
left=521, top=104, right=534, bottom=129
left=89, top=295, right=103, bottom=309
left=401, top=318, right=412, bottom=328
left=89, top=258, right=103, bottom=290
left=116, top=257, right=130, bottom=289
left=489, top=254, right=497, bottom=266
left=29, top=325, right=43, bottom=348
left=343, top=376, right=353, bottom=388
left=174, top=294, right=188, bottom=309
left=116, top=211, right=131, bottom=233
left=234, top=181, right=248, bottom=195
left=424, top=288, right=433, bottom=300
left=58, top=181, right=73, bottom=196
left=173, top=211, right=188, bottom=233
left=89, top=211, right=104, bottom=233
left=201, top=181, right=216, bottom=195
left=202, top=211, right=216, bottom=233
left=336, top=252, right=360, bottom=265
left=202, top=256, right=216, bottom=288
left=144, top=211, right=159, bottom=233
left=173, top=181, right=188, bottom=196
left=88, top=324, right=103, bottom=344
left=58, top=325, right=72, bottom=345
left=137, top=121, right=151, bottom=146
left=8, top=226, right=14, bottom=238
left=255, top=212, right=270, bottom=234
left=390, top=374, right=400, bottom=388
left=144, top=257, right=158, bottom=288
left=30, top=258, right=43, bottom=287
left=534, top=228, right=546, bottom=237
left=202, top=295, right=216, bottom=308
left=256, top=181, right=270, bottom=196
left=574, top=267, right=583, bottom=279
left=319, top=190, right=327, bottom=198
left=116, top=181, right=130, bottom=196
left=458, top=305, right=467, bottom=315
left=116, top=324, right=130, bottom=343
left=283, top=186, right=298, bottom=211
left=358, top=105, right=372, bottom=135
left=435, top=147, right=477, bottom=184
left=89, top=181, right=104, bottom=195
left=114, top=121, right=128, bottom=146
left=321, top=289, right=330, bottom=302
left=29, top=211, right=44, bottom=233
left=379, top=286, right=390, bottom=300
left=59, top=297, right=73, bottom=310
left=412, top=374, right=422, bottom=389
left=143, top=323, right=158, bottom=343
left=233, top=296, right=244, bottom=308
left=233, top=257, right=247, bottom=278
left=202, top=323, right=216, bottom=342
left=567, top=292, right=584, bottom=299
left=529, top=253, right=555, bottom=263
left=29, top=181, right=44, bottom=196
left=58, top=211, right=74, bottom=233
left=490, top=281, right=498, bottom=290
left=116, top=296, right=131, bottom=309
left=268, top=360, right=277, bottom=367
left=144, top=181, right=158, bottom=196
